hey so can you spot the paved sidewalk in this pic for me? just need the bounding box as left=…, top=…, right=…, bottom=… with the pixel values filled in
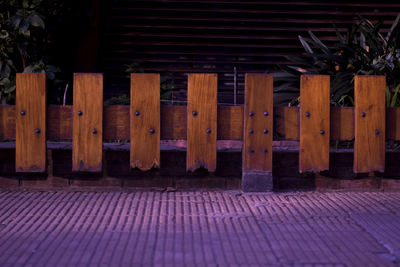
left=0, top=190, right=400, bottom=266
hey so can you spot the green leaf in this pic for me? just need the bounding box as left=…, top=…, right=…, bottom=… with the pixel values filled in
left=308, top=31, right=330, bottom=55
left=298, top=35, right=314, bottom=55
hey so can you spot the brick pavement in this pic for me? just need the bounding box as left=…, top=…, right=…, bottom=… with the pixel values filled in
left=0, top=190, right=399, bottom=266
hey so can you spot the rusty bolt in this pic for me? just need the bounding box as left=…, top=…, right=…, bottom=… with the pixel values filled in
left=361, top=112, right=366, bottom=117
left=249, top=112, right=254, bottom=117
left=192, top=111, right=197, bottom=116
left=264, top=111, right=269, bottom=116
left=92, top=129, right=97, bottom=134
left=305, top=111, right=310, bottom=118
left=263, top=148, right=268, bottom=153
left=34, top=128, right=40, bottom=134
left=264, top=129, right=269, bottom=134
left=249, top=148, right=254, bottom=154
left=206, top=128, right=212, bottom=134
left=320, top=130, right=325, bottom=135
left=375, top=129, right=380, bottom=136
left=20, top=110, right=26, bottom=116
left=135, top=111, right=140, bottom=116
left=149, top=128, right=155, bottom=134
left=78, top=111, right=83, bottom=116
left=249, top=129, right=254, bottom=134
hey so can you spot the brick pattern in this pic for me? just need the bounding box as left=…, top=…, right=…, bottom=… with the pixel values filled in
left=0, top=191, right=399, bottom=266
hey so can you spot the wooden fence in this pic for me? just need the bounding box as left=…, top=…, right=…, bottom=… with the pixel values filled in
left=0, top=73, right=399, bottom=191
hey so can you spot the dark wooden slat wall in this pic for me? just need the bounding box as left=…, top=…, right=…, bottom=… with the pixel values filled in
left=99, top=0, right=400, bottom=103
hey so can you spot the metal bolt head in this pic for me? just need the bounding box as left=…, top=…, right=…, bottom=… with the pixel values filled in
left=192, top=111, right=197, bottom=116
left=135, top=111, right=140, bottom=116
left=375, top=129, right=380, bottom=136
left=20, top=110, right=26, bottom=116
left=249, top=129, right=254, bottom=134
left=320, top=130, right=325, bottom=135
left=264, top=111, right=269, bottom=116
left=249, top=148, right=254, bottom=154
left=78, top=111, right=83, bottom=116
left=361, top=112, right=366, bottom=117
left=249, top=112, right=254, bottom=117
left=264, top=129, right=269, bottom=134
left=263, top=149, right=268, bottom=153
left=34, top=128, right=41, bottom=134
left=149, top=128, right=155, bottom=134
left=92, top=129, right=97, bottom=134
left=305, top=111, right=310, bottom=118
left=206, top=128, right=212, bottom=134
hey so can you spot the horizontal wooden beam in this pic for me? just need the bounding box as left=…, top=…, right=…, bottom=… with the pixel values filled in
left=1, top=105, right=400, bottom=141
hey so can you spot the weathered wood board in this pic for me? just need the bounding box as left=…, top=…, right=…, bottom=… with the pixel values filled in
left=218, top=105, right=243, bottom=140
left=274, top=107, right=299, bottom=140
left=387, top=107, right=400, bottom=140
left=47, top=105, right=72, bottom=140
left=0, top=105, right=16, bottom=139
left=330, top=107, right=354, bottom=140
left=187, top=74, right=217, bottom=172
left=242, top=74, right=273, bottom=191
left=354, top=75, right=386, bottom=173
left=299, top=75, right=330, bottom=173
left=15, top=73, right=47, bottom=172
left=104, top=105, right=130, bottom=140
left=243, top=74, right=273, bottom=171
left=130, top=73, right=160, bottom=170
left=72, top=73, right=103, bottom=172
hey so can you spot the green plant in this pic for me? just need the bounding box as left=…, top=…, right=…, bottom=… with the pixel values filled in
left=0, top=0, right=65, bottom=104
left=275, top=14, right=400, bottom=107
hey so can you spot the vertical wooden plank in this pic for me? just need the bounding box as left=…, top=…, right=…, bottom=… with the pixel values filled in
left=72, top=73, right=103, bottom=172
left=354, top=75, right=385, bottom=173
left=299, top=75, right=330, bottom=173
left=16, top=73, right=46, bottom=172
left=187, top=74, right=217, bottom=172
left=242, top=74, right=273, bottom=191
left=130, top=73, right=160, bottom=170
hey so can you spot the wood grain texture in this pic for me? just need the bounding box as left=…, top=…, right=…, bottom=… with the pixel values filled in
left=299, top=75, right=330, bottom=173
left=218, top=106, right=243, bottom=140
left=354, top=75, right=386, bottom=173
left=0, top=105, right=15, bottom=139
left=387, top=107, right=400, bottom=140
left=330, top=107, right=354, bottom=140
left=15, top=73, right=46, bottom=172
left=72, top=73, right=103, bottom=172
left=130, top=73, right=160, bottom=170
left=274, top=107, right=299, bottom=140
left=47, top=105, right=72, bottom=140
left=2, top=105, right=389, bottom=142
left=243, top=74, right=273, bottom=171
left=104, top=105, right=130, bottom=140
left=187, top=74, right=217, bottom=172
left=161, top=105, right=186, bottom=139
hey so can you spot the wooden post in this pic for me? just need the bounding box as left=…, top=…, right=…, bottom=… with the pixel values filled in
left=299, top=75, right=330, bottom=173
left=242, top=74, right=273, bottom=191
left=15, top=73, right=47, bottom=172
left=354, top=75, right=386, bottom=173
left=130, top=73, right=160, bottom=170
left=187, top=74, right=217, bottom=172
left=72, top=73, right=103, bottom=172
